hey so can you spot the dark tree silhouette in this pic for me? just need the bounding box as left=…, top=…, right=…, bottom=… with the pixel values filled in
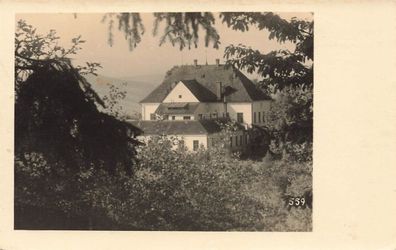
left=14, top=20, right=141, bottom=229
left=15, top=19, right=141, bottom=175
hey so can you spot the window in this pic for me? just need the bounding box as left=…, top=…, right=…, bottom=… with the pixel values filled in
left=172, top=116, right=176, bottom=120
left=258, top=111, right=261, bottom=123
left=237, top=113, right=244, bottom=123
left=193, top=140, right=199, bottom=151
left=150, top=113, right=156, bottom=120
left=183, top=116, right=191, bottom=120
left=226, top=112, right=230, bottom=118
left=178, top=95, right=182, bottom=98
left=178, top=140, right=185, bottom=149
left=230, top=137, right=233, bottom=147
left=240, top=135, right=243, bottom=146
left=198, top=114, right=203, bottom=120
left=254, top=112, right=257, bottom=123
left=163, top=114, right=169, bottom=120
left=235, top=135, right=238, bottom=146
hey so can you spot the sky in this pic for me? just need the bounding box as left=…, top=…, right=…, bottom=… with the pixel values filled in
left=16, top=12, right=312, bottom=80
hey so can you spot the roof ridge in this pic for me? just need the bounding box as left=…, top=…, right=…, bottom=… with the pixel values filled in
left=140, top=64, right=271, bottom=103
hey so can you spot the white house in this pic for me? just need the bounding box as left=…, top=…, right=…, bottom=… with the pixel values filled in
left=130, top=119, right=247, bottom=151
left=131, top=59, right=272, bottom=151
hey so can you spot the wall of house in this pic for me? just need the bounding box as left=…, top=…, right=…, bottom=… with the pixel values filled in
left=251, top=100, right=272, bottom=125
left=137, top=134, right=207, bottom=151
left=226, top=103, right=252, bottom=125
left=194, top=102, right=227, bottom=119
left=163, top=81, right=199, bottom=103
left=194, top=102, right=254, bottom=125
left=180, top=135, right=207, bottom=150
left=207, top=130, right=249, bottom=152
left=137, top=131, right=251, bottom=152
left=229, top=130, right=249, bottom=151
left=141, top=103, right=160, bottom=120
left=142, top=101, right=270, bottom=124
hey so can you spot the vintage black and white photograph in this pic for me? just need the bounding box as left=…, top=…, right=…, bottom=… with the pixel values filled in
left=14, top=12, right=313, bottom=231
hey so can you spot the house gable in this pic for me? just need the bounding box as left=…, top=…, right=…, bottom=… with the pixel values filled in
left=163, top=81, right=200, bottom=103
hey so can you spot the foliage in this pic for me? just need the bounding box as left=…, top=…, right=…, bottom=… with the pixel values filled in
left=225, top=46, right=313, bottom=91
left=15, top=150, right=141, bottom=229
left=15, top=134, right=311, bottom=231
left=219, top=12, right=314, bottom=161
left=15, top=20, right=102, bottom=87
left=153, top=12, right=220, bottom=50
left=218, top=13, right=313, bottom=227
left=102, top=12, right=220, bottom=51
left=123, top=136, right=311, bottom=231
left=102, top=13, right=145, bottom=50
left=15, top=20, right=140, bottom=174
left=118, top=136, right=262, bottom=230
left=221, top=12, right=313, bottom=59
left=15, top=64, right=140, bottom=174
left=254, top=160, right=311, bottom=231
left=222, top=12, right=313, bottom=92
left=264, top=86, right=313, bottom=160
left=14, top=20, right=142, bottom=228
left=101, top=83, right=128, bottom=119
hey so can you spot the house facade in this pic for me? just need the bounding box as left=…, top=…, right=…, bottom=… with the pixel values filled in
left=132, top=60, right=272, bottom=151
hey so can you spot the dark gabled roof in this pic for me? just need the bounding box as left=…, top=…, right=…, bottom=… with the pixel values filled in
left=155, top=102, right=200, bottom=115
left=128, top=119, right=245, bottom=136
left=140, top=64, right=271, bottom=103
left=180, top=80, right=218, bottom=102
left=233, top=70, right=272, bottom=101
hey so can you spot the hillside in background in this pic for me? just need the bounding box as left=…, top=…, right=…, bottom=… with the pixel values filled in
left=85, top=74, right=162, bottom=117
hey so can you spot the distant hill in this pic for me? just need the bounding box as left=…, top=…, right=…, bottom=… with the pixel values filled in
left=120, top=73, right=165, bottom=85
left=85, top=74, right=162, bottom=116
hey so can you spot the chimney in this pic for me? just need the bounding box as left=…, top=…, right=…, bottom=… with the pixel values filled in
left=193, top=59, right=198, bottom=66
left=216, top=81, right=222, bottom=101
left=215, top=58, right=220, bottom=66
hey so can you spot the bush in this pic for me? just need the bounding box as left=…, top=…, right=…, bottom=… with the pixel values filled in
left=120, top=136, right=265, bottom=230
left=15, top=135, right=312, bottom=231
